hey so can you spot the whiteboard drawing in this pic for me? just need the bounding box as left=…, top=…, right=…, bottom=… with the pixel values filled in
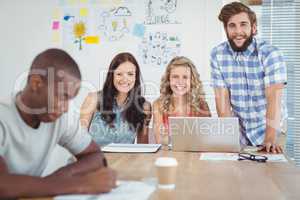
left=97, top=6, right=132, bottom=41
left=139, top=31, right=181, bottom=67
left=145, top=0, right=180, bottom=25
left=163, top=0, right=177, bottom=13
left=73, top=21, right=87, bottom=50
left=61, top=7, right=90, bottom=50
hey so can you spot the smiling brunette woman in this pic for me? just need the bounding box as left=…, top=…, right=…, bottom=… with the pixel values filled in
left=80, top=52, right=151, bottom=145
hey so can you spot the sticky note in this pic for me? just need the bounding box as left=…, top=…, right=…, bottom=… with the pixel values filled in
left=80, top=8, right=88, bottom=16
left=100, top=0, right=110, bottom=4
left=133, top=24, right=146, bottom=38
left=58, top=0, right=66, bottom=6
left=112, top=0, right=122, bottom=5
left=80, top=0, right=88, bottom=3
left=53, top=8, right=61, bottom=20
left=67, top=0, right=77, bottom=5
left=85, top=36, right=100, bottom=44
left=52, top=21, right=60, bottom=30
left=52, top=31, right=60, bottom=43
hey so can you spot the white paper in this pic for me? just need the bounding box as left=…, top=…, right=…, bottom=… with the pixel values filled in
left=55, top=180, right=155, bottom=200
left=101, top=143, right=161, bottom=153
left=199, top=153, right=288, bottom=162
left=200, top=153, right=239, bottom=161
left=265, top=154, right=288, bottom=162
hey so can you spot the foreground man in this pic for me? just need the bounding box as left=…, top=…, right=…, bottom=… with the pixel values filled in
left=0, top=49, right=116, bottom=199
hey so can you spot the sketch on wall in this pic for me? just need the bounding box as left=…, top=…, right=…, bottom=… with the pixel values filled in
left=61, top=8, right=88, bottom=50
left=96, top=6, right=133, bottom=41
left=73, top=21, right=87, bottom=50
left=61, top=6, right=103, bottom=51
left=144, top=0, right=181, bottom=25
left=139, top=31, right=181, bottom=67
left=52, top=0, right=183, bottom=66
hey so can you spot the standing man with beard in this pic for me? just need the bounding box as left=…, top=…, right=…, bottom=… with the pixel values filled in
left=210, top=2, right=287, bottom=153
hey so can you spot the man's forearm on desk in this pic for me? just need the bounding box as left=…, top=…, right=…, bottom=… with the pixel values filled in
left=0, top=174, right=84, bottom=199
left=50, top=141, right=107, bottom=178
left=53, top=152, right=107, bottom=178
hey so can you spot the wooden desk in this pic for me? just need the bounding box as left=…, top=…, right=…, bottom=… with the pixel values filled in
left=21, top=150, right=300, bottom=200
left=107, top=150, right=300, bottom=200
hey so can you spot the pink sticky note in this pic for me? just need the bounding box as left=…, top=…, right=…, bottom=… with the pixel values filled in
left=52, top=21, right=60, bottom=30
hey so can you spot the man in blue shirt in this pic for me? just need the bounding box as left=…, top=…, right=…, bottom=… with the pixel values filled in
left=210, top=2, right=287, bottom=153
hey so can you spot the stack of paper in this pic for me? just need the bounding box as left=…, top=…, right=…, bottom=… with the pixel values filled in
left=55, top=180, right=155, bottom=200
left=101, top=143, right=161, bottom=153
left=199, top=152, right=288, bottom=162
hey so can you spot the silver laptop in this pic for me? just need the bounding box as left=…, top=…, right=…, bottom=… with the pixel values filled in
left=169, top=117, right=240, bottom=152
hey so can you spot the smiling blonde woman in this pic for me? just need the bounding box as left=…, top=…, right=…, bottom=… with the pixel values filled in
left=153, top=56, right=211, bottom=143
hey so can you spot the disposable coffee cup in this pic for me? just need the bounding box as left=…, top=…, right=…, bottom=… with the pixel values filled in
left=155, top=157, right=178, bottom=189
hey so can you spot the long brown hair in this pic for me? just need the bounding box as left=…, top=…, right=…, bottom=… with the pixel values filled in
left=99, top=52, right=146, bottom=132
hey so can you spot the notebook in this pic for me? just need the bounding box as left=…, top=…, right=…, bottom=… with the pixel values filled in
left=101, top=143, right=161, bottom=153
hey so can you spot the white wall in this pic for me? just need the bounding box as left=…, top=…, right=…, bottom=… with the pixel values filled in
left=0, top=0, right=226, bottom=173
left=0, top=0, right=225, bottom=113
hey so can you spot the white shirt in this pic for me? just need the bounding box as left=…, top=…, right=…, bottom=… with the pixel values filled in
left=0, top=97, right=92, bottom=176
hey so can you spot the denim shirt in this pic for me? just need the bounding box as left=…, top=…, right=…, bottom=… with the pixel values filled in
left=89, top=105, right=136, bottom=146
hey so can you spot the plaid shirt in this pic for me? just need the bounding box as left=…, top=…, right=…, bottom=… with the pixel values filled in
left=210, top=38, right=287, bottom=145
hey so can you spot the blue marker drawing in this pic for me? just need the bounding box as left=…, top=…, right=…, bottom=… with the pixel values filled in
left=64, top=15, right=75, bottom=21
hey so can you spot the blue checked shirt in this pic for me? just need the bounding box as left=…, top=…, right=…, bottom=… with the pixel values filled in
left=210, top=38, right=287, bottom=146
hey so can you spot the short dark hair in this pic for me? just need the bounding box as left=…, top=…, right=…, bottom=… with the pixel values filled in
left=29, top=48, right=81, bottom=81
left=218, top=2, right=257, bottom=27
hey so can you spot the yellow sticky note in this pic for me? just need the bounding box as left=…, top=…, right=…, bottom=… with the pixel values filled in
left=68, top=0, right=77, bottom=5
left=85, top=36, right=100, bottom=44
left=100, top=0, right=110, bottom=4
left=113, top=0, right=122, bottom=5
left=53, top=8, right=61, bottom=20
left=52, top=31, right=60, bottom=43
left=80, top=8, right=88, bottom=16
left=80, top=0, right=88, bottom=3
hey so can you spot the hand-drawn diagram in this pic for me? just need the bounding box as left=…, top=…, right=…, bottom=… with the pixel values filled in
left=61, top=7, right=90, bottom=50
left=139, top=31, right=181, bottom=67
left=97, top=6, right=132, bottom=41
left=163, top=0, right=177, bottom=13
left=73, top=21, right=86, bottom=50
left=145, top=0, right=180, bottom=25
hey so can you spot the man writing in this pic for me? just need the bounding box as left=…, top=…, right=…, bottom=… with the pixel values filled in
left=211, top=2, right=287, bottom=153
left=0, top=48, right=116, bottom=199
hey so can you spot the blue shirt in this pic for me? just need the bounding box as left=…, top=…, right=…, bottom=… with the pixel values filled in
left=89, top=105, right=136, bottom=146
left=210, top=38, right=287, bottom=145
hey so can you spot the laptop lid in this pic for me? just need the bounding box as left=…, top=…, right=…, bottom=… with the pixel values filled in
left=169, top=117, right=240, bottom=152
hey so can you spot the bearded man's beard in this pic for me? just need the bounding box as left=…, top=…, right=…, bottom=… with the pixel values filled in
left=228, top=34, right=254, bottom=52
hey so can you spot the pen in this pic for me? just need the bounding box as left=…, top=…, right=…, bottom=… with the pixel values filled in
left=103, top=157, right=108, bottom=167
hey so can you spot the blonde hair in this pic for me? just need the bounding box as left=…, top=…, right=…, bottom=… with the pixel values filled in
left=159, top=56, right=206, bottom=114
